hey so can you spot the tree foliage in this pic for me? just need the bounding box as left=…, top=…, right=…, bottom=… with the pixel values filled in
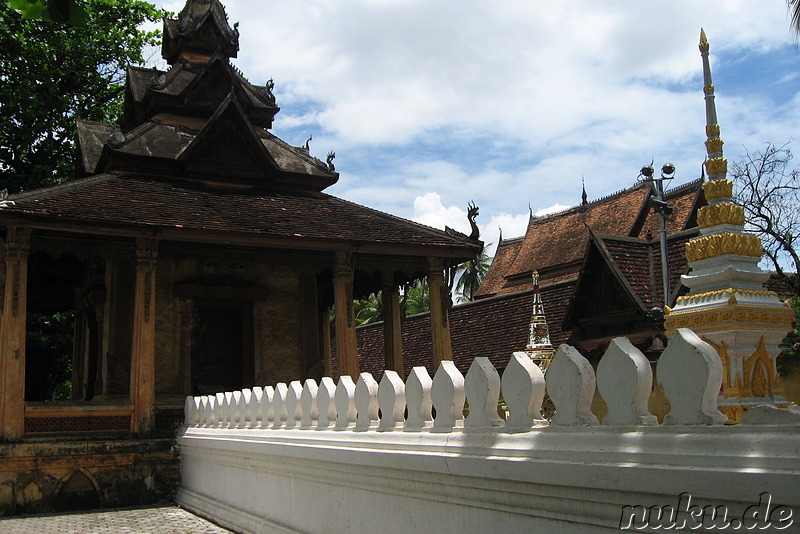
left=403, top=278, right=430, bottom=316
left=778, top=297, right=799, bottom=376
left=25, top=310, right=74, bottom=400
left=455, top=247, right=492, bottom=303
left=355, top=292, right=383, bottom=326
left=790, top=0, right=800, bottom=38
left=8, top=0, right=88, bottom=25
left=730, top=142, right=800, bottom=296
left=0, top=0, right=162, bottom=193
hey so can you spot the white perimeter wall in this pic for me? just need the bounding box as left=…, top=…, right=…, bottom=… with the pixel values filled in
left=177, top=425, right=799, bottom=533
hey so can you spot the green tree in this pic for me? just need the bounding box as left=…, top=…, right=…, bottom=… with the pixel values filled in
left=0, top=0, right=162, bottom=193
left=25, top=310, right=75, bottom=400
left=403, top=279, right=430, bottom=316
left=8, top=0, right=88, bottom=24
left=778, top=297, right=799, bottom=376
left=355, top=292, right=383, bottom=326
left=455, top=247, right=492, bottom=303
left=790, top=0, right=800, bottom=37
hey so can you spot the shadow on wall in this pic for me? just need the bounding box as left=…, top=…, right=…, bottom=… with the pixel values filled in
left=784, top=369, right=800, bottom=405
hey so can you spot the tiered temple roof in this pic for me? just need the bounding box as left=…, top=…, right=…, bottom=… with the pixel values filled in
left=2, top=0, right=480, bottom=296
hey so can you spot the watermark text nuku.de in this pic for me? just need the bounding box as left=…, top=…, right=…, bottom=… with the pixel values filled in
left=619, top=492, right=794, bottom=530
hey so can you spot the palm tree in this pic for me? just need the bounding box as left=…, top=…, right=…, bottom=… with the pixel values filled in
left=355, top=292, right=383, bottom=325
left=455, top=248, right=492, bottom=303
left=403, top=279, right=430, bottom=316
left=790, top=0, right=800, bottom=37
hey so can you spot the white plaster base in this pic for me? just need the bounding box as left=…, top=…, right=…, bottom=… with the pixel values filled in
left=177, top=426, right=800, bottom=533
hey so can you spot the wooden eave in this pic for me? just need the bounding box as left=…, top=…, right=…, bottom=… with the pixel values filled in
left=0, top=209, right=479, bottom=262
left=562, top=230, right=650, bottom=330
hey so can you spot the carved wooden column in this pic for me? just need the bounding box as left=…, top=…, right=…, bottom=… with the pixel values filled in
left=332, top=252, right=359, bottom=379
left=0, top=227, right=31, bottom=441
left=427, top=257, right=453, bottom=367
left=382, top=279, right=403, bottom=377
left=177, top=299, right=193, bottom=395
left=130, top=237, right=158, bottom=436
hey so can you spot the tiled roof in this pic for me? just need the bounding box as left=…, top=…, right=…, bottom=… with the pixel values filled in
left=1, top=174, right=480, bottom=255
left=477, top=180, right=705, bottom=298
left=593, top=229, right=698, bottom=311
left=504, top=183, right=650, bottom=283
left=474, top=236, right=522, bottom=298
left=636, top=179, right=704, bottom=237
left=354, top=280, right=575, bottom=379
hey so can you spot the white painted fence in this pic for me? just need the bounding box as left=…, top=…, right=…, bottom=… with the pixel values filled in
left=177, top=329, right=800, bottom=533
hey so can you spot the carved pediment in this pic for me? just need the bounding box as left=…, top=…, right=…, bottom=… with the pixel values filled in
left=178, top=94, right=277, bottom=179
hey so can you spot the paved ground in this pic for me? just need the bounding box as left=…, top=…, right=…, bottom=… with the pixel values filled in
left=0, top=505, right=235, bottom=534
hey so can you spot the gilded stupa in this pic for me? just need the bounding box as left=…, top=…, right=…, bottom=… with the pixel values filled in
left=525, top=269, right=555, bottom=371
left=664, top=30, right=794, bottom=422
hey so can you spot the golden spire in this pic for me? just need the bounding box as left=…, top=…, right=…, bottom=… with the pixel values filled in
left=699, top=29, right=729, bottom=192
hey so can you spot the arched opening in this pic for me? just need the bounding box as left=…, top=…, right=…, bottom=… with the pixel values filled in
left=54, top=470, right=101, bottom=512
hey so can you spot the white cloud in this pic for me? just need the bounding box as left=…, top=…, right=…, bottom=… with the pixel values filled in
left=151, top=0, right=800, bottom=247
left=411, top=192, right=469, bottom=234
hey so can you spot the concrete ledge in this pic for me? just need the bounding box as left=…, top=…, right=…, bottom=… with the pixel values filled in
left=177, top=425, right=800, bottom=533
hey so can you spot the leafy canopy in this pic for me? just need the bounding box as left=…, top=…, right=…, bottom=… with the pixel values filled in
left=0, top=0, right=163, bottom=193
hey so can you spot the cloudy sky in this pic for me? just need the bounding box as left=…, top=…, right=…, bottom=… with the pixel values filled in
left=155, top=0, right=799, bottom=255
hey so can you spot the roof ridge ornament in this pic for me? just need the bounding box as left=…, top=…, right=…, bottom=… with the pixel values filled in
left=0, top=189, right=14, bottom=208
left=467, top=201, right=480, bottom=242
left=107, top=125, right=126, bottom=148
left=581, top=174, right=588, bottom=206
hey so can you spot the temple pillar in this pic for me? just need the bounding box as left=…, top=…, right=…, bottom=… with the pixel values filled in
left=0, top=227, right=31, bottom=442
left=130, top=237, right=158, bottom=436
left=427, top=257, right=453, bottom=366
left=333, top=252, right=359, bottom=378
left=382, top=279, right=403, bottom=377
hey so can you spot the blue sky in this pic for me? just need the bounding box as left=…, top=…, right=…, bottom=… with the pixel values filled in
left=154, top=1, right=800, bottom=256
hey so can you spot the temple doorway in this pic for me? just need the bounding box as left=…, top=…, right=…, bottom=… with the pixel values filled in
left=191, top=300, right=254, bottom=394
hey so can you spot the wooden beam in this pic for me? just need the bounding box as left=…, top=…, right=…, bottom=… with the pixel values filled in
left=130, top=237, right=158, bottom=436
left=427, top=257, right=453, bottom=367
left=333, top=252, right=359, bottom=379
left=0, top=227, right=31, bottom=442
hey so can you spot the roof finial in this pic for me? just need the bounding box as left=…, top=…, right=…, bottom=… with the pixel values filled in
left=699, top=28, right=727, bottom=185
left=581, top=174, right=588, bottom=206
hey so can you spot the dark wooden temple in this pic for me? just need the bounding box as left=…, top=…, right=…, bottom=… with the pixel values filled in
left=0, top=0, right=479, bottom=513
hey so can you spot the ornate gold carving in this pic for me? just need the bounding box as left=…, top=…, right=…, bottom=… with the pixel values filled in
left=703, top=83, right=715, bottom=95
left=664, top=305, right=793, bottom=331
left=703, top=178, right=733, bottom=201
left=675, top=287, right=779, bottom=304
left=704, top=157, right=728, bottom=178
left=742, top=337, right=775, bottom=399
left=706, top=124, right=720, bottom=138
left=704, top=137, right=723, bottom=155
left=718, top=405, right=743, bottom=423
left=699, top=29, right=710, bottom=52
left=684, top=233, right=762, bottom=262
left=696, top=203, right=745, bottom=228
